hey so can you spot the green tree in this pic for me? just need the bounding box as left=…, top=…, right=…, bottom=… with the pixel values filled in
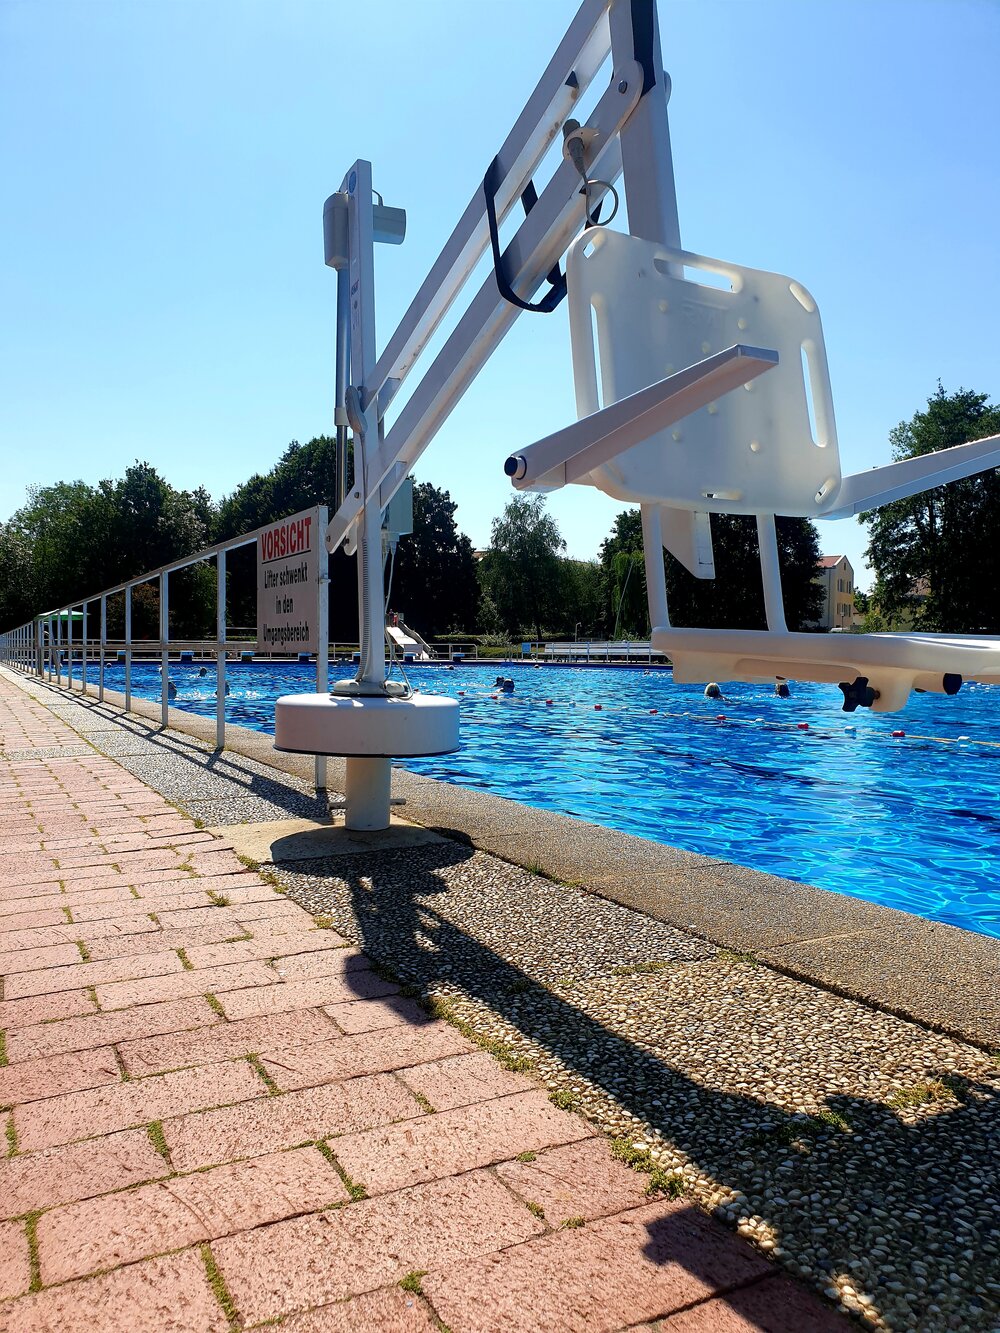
left=479, top=495, right=566, bottom=640
left=390, top=481, right=480, bottom=637
left=862, top=385, right=1000, bottom=632
left=554, top=558, right=605, bottom=639
left=597, top=507, right=823, bottom=633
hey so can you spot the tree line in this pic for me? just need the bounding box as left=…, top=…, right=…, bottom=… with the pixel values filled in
left=1, top=384, right=995, bottom=640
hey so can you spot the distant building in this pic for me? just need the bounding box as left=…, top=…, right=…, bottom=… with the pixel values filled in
left=814, top=554, right=857, bottom=630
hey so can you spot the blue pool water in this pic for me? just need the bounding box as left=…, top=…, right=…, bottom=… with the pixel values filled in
left=82, top=660, right=1000, bottom=938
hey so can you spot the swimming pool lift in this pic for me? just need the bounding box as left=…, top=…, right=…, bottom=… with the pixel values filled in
left=274, top=0, right=1000, bottom=828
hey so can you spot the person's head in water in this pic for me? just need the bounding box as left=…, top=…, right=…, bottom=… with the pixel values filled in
left=775, top=681, right=791, bottom=698
left=704, top=682, right=722, bottom=700
left=198, top=666, right=207, bottom=677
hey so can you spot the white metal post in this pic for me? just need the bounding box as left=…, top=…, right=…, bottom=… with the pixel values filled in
left=216, top=550, right=227, bottom=749
left=81, top=602, right=88, bottom=695
left=756, top=514, right=788, bottom=633
left=56, top=611, right=62, bottom=686
left=315, top=505, right=329, bottom=791
left=99, top=597, right=106, bottom=702
left=67, top=608, right=73, bottom=689
left=124, top=586, right=132, bottom=713
left=160, top=572, right=169, bottom=726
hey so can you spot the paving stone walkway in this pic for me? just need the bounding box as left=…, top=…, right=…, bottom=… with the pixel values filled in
left=0, top=674, right=848, bottom=1330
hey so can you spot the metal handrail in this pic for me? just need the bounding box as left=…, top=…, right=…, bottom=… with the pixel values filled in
left=0, top=510, right=329, bottom=789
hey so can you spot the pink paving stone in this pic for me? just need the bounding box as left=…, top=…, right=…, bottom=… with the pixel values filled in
left=0, top=989, right=96, bottom=1033
left=213, top=1169, right=545, bottom=1325
left=423, top=1200, right=773, bottom=1333
left=0, top=942, right=83, bottom=975
left=154, top=903, right=300, bottom=933
left=95, top=959, right=277, bottom=1010
left=37, top=1146, right=349, bottom=1284
left=3, top=948, right=185, bottom=1000
left=6, top=996, right=222, bottom=1062
left=659, top=1274, right=849, bottom=1331
left=164, top=1071, right=421, bottom=1172
left=270, top=947, right=370, bottom=981
left=260, top=1022, right=475, bottom=1092
left=0, top=889, right=63, bottom=913
left=324, top=994, right=433, bottom=1034
left=15, top=1058, right=268, bottom=1151
left=118, top=1009, right=340, bottom=1077
left=0, top=1248, right=230, bottom=1333
left=281, top=1287, right=438, bottom=1332
left=495, top=1138, right=651, bottom=1226
left=182, top=931, right=347, bottom=970
left=0, top=1127, right=169, bottom=1218
left=0, top=1221, right=31, bottom=1301
left=397, top=1050, right=536, bottom=1111
left=0, top=1047, right=120, bottom=1107
left=334, top=1090, right=594, bottom=1197
left=0, top=908, right=67, bottom=932
left=81, top=920, right=244, bottom=961
left=219, top=971, right=400, bottom=1022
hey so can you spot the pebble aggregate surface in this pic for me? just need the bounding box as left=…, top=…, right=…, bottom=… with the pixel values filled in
left=6, top=674, right=1000, bottom=1333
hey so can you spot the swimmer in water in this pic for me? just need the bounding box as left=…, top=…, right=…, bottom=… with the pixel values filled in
left=198, top=666, right=207, bottom=677
left=704, top=682, right=723, bottom=700
left=774, top=681, right=791, bottom=699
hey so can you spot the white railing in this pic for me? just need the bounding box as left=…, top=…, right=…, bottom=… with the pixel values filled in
left=0, top=511, right=330, bottom=788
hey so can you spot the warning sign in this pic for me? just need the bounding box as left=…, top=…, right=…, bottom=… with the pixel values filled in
left=256, top=507, right=321, bottom=654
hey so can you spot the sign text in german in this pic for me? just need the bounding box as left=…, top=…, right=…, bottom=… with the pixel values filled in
left=257, top=507, right=321, bottom=654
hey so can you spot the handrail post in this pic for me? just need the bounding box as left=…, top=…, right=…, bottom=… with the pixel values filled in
left=81, top=602, right=88, bottom=695
left=315, top=505, right=329, bottom=791
left=56, top=611, right=62, bottom=686
left=216, top=551, right=227, bottom=749
left=160, top=571, right=169, bottom=727
left=99, top=597, right=106, bottom=702
left=67, top=608, right=73, bottom=689
left=124, top=587, right=132, bottom=712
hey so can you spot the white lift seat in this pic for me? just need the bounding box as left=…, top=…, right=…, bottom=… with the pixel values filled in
left=509, top=228, right=1000, bottom=712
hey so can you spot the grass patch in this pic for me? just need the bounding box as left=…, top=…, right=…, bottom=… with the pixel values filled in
left=0, top=1030, right=7, bottom=1069
left=515, top=1150, right=537, bottom=1163
left=234, top=852, right=261, bottom=872
left=886, top=1079, right=959, bottom=1111
left=561, top=1215, right=585, bottom=1229
left=399, top=1271, right=427, bottom=1295
left=611, top=961, right=670, bottom=977
left=5, top=1113, right=18, bottom=1156
left=75, top=939, right=92, bottom=962
left=223, top=933, right=252, bottom=944
left=62, top=905, right=74, bottom=924
left=203, top=993, right=226, bottom=1017
left=128, top=886, right=141, bottom=899
left=146, top=1121, right=171, bottom=1163
left=85, top=985, right=99, bottom=1007
left=423, top=997, right=535, bottom=1074
left=716, top=949, right=759, bottom=966
left=247, top=1054, right=281, bottom=1095
left=548, top=1089, right=579, bottom=1112
left=315, top=1141, right=368, bottom=1201
left=525, top=1200, right=545, bottom=1219
left=609, top=1137, right=657, bottom=1172
left=176, top=947, right=194, bottom=971
left=206, top=890, right=230, bottom=907
left=148, top=911, right=160, bottom=925
left=411, top=1091, right=435, bottom=1114
left=24, top=1211, right=42, bottom=1291
left=646, top=1167, right=685, bottom=1198
left=313, top=914, right=338, bottom=930
left=201, top=1244, right=239, bottom=1327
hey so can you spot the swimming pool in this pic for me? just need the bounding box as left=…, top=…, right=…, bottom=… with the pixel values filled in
left=85, top=660, right=1000, bottom=938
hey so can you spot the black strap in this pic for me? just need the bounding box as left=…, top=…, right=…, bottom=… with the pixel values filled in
left=483, top=156, right=567, bottom=314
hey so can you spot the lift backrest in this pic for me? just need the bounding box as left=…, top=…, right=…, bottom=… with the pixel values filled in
left=565, top=229, right=841, bottom=516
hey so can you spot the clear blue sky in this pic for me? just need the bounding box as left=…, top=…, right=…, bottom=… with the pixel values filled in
left=3, top=0, right=999, bottom=592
